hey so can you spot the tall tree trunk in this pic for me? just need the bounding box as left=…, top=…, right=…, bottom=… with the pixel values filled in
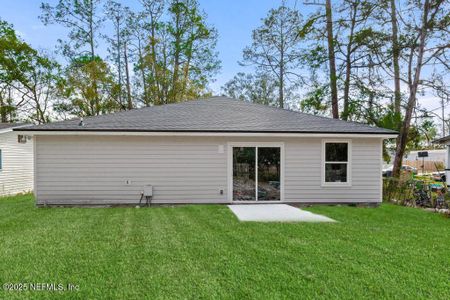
left=172, top=45, right=180, bottom=103
left=325, top=0, right=339, bottom=119
left=392, top=0, right=430, bottom=177
left=150, top=20, right=160, bottom=104
left=7, top=87, right=12, bottom=122
left=181, top=57, right=191, bottom=99
left=0, top=93, right=6, bottom=122
left=89, top=0, right=100, bottom=116
left=162, top=42, right=169, bottom=104
left=137, top=39, right=149, bottom=106
left=171, top=3, right=182, bottom=104
left=88, top=0, right=99, bottom=114
left=36, top=103, right=45, bottom=124
left=441, top=97, right=446, bottom=137
left=32, top=88, right=45, bottom=124
left=279, top=16, right=285, bottom=109
left=89, top=0, right=95, bottom=59
left=181, top=34, right=193, bottom=99
left=116, top=19, right=123, bottom=108
left=390, top=0, right=401, bottom=116
left=124, top=42, right=132, bottom=110
left=342, top=3, right=357, bottom=121
left=279, top=70, right=284, bottom=109
left=8, top=88, right=14, bottom=121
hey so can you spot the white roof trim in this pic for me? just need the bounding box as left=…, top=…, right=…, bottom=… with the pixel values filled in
left=0, top=128, right=13, bottom=134
left=15, top=130, right=398, bottom=139
left=0, top=124, right=31, bottom=134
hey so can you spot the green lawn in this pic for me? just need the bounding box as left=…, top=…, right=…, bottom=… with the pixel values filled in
left=0, top=195, right=449, bottom=299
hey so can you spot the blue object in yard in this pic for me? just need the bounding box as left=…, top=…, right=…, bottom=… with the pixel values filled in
left=429, top=183, right=444, bottom=192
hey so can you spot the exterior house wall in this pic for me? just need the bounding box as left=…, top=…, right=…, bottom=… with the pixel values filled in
left=0, top=130, right=34, bottom=196
left=34, top=135, right=382, bottom=205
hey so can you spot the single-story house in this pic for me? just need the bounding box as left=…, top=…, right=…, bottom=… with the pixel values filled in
left=0, top=123, right=34, bottom=196
left=16, top=97, right=397, bottom=206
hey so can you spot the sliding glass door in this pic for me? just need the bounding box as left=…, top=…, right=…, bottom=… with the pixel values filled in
left=233, top=147, right=256, bottom=200
left=232, top=146, right=281, bottom=201
left=257, top=147, right=281, bottom=200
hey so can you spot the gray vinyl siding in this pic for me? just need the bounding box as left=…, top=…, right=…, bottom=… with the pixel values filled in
left=35, top=136, right=228, bottom=205
left=284, top=138, right=381, bottom=202
left=0, top=130, right=34, bottom=196
left=35, top=135, right=382, bottom=205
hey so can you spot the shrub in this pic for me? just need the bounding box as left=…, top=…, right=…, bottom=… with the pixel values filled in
left=383, top=177, right=414, bottom=205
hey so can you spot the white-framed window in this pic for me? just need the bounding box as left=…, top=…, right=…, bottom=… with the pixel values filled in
left=0, top=149, right=2, bottom=170
left=322, top=140, right=351, bottom=186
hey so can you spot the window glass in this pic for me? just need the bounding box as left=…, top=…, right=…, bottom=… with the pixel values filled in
left=257, top=147, right=280, bottom=200
left=325, top=142, right=349, bottom=183
left=232, top=146, right=282, bottom=201
left=233, top=147, right=256, bottom=200
left=325, top=163, right=347, bottom=182
left=325, top=143, right=348, bottom=162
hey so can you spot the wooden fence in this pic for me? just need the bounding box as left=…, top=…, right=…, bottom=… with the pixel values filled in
left=404, top=160, right=445, bottom=173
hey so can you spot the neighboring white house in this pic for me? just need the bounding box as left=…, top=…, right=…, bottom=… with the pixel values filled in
left=16, top=97, right=397, bottom=206
left=405, top=150, right=446, bottom=163
left=0, top=123, right=34, bottom=196
left=433, top=136, right=450, bottom=187
left=383, top=149, right=447, bottom=169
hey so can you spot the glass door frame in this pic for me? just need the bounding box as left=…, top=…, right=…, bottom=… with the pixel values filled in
left=227, top=142, right=284, bottom=202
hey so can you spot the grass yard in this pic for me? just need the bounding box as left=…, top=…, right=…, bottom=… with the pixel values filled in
left=0, top=194, right=449, bottom=299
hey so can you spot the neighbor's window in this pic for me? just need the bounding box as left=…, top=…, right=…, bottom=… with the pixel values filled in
left=324, top=142, right=349, bottom=184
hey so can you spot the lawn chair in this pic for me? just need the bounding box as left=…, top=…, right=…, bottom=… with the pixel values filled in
left=139, top=185, right=153, bottom=207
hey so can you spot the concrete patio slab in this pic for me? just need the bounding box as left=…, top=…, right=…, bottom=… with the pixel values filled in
left=228, top=204, right=336, bottom=222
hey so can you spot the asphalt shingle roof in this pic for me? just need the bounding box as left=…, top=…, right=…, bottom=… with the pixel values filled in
left=15, top=97, right=397, bottom=134
left=433, top=135, right=450, bottom=144
left=0, top=123, right=29, bottom=130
